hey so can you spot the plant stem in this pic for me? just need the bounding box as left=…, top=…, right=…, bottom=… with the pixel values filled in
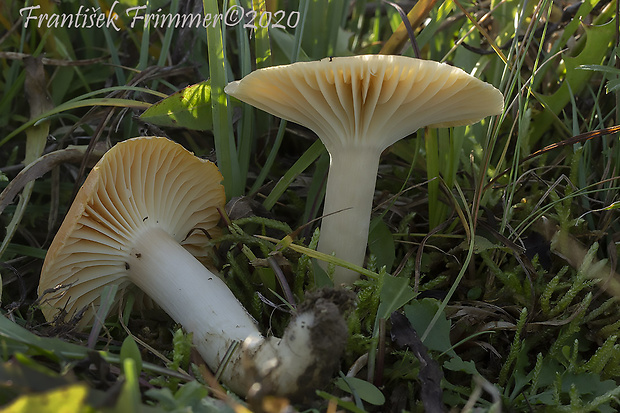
left=127, top=226, right=259, bottom=395
left=317, top=146, right=381, bottom=285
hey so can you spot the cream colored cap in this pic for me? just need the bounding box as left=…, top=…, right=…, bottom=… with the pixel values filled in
left=225, top=55, right=504, bottom=151
left=38, top=137, right=225, bottom=326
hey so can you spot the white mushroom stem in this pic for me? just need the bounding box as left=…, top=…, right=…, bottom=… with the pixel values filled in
left=125, top=226, right=337, bottom=397
left=126, top=227, right=257, bottom=394
left=317, top=145, right=382, bottom=285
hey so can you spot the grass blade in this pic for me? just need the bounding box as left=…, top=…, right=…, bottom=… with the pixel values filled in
left=203, top=0, right=242, bottom=198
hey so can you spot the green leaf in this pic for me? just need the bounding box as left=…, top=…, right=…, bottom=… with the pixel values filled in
left=0, top=316, right=182, bottom=383
left=560, top=372, right=617, bottom=397
left=120, top=335, right=142, bottom=378
left=530, top=18, right=616, bottom=141
left=404, top=298, right=452, bottom=353
left=335, top=377, right=386, bottom=406
left=368, top=218, right=396, bottom=271
left=269, top=28, right=310, bottom=63
left=443, top=356, right=480, bottom=376
left=140, top=81, right=214, bottom=131
left=0, top=357, right=65, bottom=399
left=251, top=0, right=272, bottom=69
left=204, top=0, right=242, bottom=198
left=376, top=275, right=415, bottom=321
left=3, top=244, right=46, bottom=259
left=312, top=260, right=334, bottom=288
left=577, top=64, right=620, bottom=75
left=1, top=383, right=92, bottom=413
left=88, top=284, right=118, bottom=348
left=0, top=315, right=85, bottom=361
left=117, top=358, right=141, bottom=413
left=460, top=235, right=499, bottom=253
left=263, top=140, right=326, bottom=210
left=147, top=381, right=233, bottom=412
left=604, top=78, right=620, bottom=93
left=425, top=128, right=440, bottom=229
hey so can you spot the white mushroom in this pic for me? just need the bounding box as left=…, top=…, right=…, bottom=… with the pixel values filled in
left=38, top=137, right=351, bottom=398
left=225, top=55, right=504, bottom=285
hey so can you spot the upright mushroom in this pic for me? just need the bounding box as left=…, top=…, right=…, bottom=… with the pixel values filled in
left=225, top=55, right=504, bottom=285
left=38, top=137, right=351, bottom=398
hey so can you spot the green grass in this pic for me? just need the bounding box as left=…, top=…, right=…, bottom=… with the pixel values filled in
left=2, top=0, right=620, bottom=411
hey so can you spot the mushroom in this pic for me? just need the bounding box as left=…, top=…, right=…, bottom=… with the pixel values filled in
left=38, top=137, right=352, bottom=398
left=225, top=55, right=504, bottom=285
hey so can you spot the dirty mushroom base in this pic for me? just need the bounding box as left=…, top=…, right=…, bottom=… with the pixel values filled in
left=244, top=288, right=356, bottom=402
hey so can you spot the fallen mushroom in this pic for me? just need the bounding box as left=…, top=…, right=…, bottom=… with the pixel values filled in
left=225, top=55, right=504, bottom=285
left=38, top=137, right=352, bottom=398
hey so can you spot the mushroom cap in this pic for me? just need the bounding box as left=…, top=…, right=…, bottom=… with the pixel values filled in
left=38, top=137, right=225, bottom=326
left=225, top=55, right=504, bottom=152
